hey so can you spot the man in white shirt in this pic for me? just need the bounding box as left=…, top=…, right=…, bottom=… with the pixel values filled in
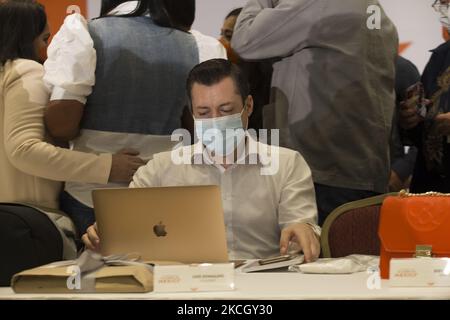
left=83, top=59, right=320, bottom=262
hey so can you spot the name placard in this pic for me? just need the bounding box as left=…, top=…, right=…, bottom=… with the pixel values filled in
left=153, top=263, right=235, bottom=293
left=390, top=258, right=450, bottom=287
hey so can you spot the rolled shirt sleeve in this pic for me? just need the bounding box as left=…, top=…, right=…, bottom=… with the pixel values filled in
left=43, top=13, right=96, bottom=104
left=278, top=150, right=321, bottom=236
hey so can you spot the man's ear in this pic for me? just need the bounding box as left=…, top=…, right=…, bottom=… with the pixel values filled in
left=245, top=95, right=254, bottom=117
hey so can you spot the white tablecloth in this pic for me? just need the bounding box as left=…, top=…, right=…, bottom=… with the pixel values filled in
left=1, top=271, right=449, bottom=300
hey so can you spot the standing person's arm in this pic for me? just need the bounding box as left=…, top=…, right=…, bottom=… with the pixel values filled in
left=231, top=0, right=316, bottom=60
left=390, top=148, right=418, bottom=192
left=45, top=100, right=85, bottom=141
left=4, top=61, right=145, bottom=184
left=43, top=13, right=96, bottom=141
left=4, top=61, right=109, bottom=183
left=395, top=56, right=422, bottom=148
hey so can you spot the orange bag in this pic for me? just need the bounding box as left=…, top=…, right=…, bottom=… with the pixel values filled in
left=378, top=191, right=450, bottom=279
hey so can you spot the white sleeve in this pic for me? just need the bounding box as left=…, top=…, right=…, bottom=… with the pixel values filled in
left=43, top=13, right=97, bottom=104
left=191, top=30, right=228, bottom=63
left=129, top=156, right=162, bottom=189
left=278, top=151, right=320, bottom=231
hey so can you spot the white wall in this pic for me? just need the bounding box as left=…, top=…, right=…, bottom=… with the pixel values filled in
left=192, top=0, right=245, bottom=38
left=380, top=0, right=443, bottom=72
left=87, top=0, right=101, bottom=19
left=87, top=0, right=444, bottom=71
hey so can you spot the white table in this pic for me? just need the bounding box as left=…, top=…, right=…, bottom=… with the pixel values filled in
left=1, top=271, right=449, bottom=300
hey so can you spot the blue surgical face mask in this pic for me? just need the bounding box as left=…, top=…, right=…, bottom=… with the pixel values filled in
left=194, top=108, right=247, bottom=156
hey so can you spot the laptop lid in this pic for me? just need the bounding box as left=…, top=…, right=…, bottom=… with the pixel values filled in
left=92, top=185, right=228, bottom=263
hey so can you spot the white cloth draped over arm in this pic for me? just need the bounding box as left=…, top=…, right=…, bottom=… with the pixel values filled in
left=43, top=13, right=96, bottom=104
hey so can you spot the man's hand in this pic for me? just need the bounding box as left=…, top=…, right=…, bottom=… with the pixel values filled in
left=82, top=223, right=100, bottom=252
left=435, top=113, right=450, bottom=136
left=280, top=223, right=320, bottom=263
left=109, top=148, right=147, bottom=183
left=399, top=98, right=425, bottom=130
left=389, top=170, right=405, bottom=192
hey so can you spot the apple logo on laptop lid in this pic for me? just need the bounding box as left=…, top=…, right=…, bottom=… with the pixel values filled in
left=153, top=222, right=167, bottom=237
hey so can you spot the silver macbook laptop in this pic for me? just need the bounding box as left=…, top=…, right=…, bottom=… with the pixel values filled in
left=92, top=185, right=228, bottom=264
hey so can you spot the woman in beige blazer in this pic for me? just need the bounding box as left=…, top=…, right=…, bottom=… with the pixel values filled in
left=0, top=0, right=145, bottom=242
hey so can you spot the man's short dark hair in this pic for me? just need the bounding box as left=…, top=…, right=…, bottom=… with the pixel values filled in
left=186, top=59, right=249, bottom=104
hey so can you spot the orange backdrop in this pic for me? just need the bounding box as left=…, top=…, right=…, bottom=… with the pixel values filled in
left=39, top=0, right=87, bottom=36
left=38, top=1, right=87, bottom=60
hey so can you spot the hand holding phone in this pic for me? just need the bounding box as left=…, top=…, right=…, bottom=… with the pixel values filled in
left=404, top=82, right=428, bottom=118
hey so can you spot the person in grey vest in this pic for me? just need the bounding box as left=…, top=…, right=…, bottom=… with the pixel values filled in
left=43, top=0, right=200, bottom=237
left=232, top=0, right=398, bottom=225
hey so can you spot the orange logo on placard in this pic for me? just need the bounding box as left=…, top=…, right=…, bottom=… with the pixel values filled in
left=158, top=275, right=181, bottom=284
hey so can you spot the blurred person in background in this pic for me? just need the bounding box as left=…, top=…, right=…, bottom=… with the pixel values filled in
left=219, top=7, right=273, bottom=132
left=232, top=0, right=398, bottom=225
left=399, top=0, right=450, bottom=193
left=390, top=56, right=420, bottom=192
left=219, top=7, right=242, bottom=64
